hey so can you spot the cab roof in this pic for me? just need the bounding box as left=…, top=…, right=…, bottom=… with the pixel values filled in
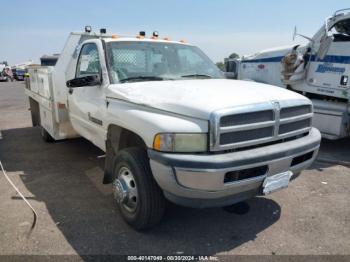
left=70, top=31, right=193, bottom=46
left=104, top=37, right=193, bottom=46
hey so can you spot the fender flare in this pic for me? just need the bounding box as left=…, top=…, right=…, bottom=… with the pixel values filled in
left=103, top=124, right=147, bottom=184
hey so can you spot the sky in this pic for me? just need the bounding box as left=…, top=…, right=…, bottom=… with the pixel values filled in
left=1, top=0, right=349, bottom=65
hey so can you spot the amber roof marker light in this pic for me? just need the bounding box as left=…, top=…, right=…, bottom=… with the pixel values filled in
left=85, top=25, right=92, bottom=33
left=150, top=31, right=159, bottom=40
left=136, top=31, right=146, bottom=39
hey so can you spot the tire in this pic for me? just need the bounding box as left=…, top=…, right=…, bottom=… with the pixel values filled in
left=112, top=147, right=165, bottom=230
left=40, top=126, right=55, bottom=142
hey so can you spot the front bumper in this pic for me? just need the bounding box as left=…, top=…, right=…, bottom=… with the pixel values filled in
left=148, top=127, right=321, bottom=208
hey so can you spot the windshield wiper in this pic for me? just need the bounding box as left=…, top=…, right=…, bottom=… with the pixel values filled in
left=181, top=74, right=212, bottom=79
left=119, top=76, right=165, bottom=83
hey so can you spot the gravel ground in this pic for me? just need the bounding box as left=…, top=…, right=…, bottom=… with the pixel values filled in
left=0, top=82, right=349, bottom=259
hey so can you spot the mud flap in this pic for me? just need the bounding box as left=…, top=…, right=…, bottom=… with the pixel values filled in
left=103, top=126, right=123, bottom=184
left=103, top=138, right=114, bottom=184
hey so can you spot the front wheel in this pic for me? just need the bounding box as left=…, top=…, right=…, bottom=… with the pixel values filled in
left=112, top=147, right=165, bottom=230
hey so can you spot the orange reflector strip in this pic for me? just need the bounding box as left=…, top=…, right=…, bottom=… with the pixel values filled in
left=136, top=35, right=144, bottom=39
left=58, top=103, right=66, bottom=109
left=111, top=34, right=119, bottom=39
left=179, top=39, right=186, bottom=43
left=163, top=37, right=170, bottom=41
left=150, top=36, right=158, bottom=40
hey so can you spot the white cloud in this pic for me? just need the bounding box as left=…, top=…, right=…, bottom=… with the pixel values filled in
left=0, top=28, right=311, bottom=65
left=0, top=28, right=68, bottom=64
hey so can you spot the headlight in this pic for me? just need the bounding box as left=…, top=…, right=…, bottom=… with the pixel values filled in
left=153, top=133, right=207, bottom=152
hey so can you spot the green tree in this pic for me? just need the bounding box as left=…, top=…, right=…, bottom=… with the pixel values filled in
left=216, top=62, right=225, bottom=71
left=228, top=53, right=239, bottom=59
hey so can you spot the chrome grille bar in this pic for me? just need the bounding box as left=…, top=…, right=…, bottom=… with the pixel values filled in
left=279, top=113, right=313, bottom=124
left=220, top=120, right=275, bottom=133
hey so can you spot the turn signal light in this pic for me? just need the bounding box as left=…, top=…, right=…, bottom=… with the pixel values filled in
left=153, top=134, right=161, bottom=151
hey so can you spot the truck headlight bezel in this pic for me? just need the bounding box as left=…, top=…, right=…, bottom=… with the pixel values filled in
left=153, top=133, right=208, bottom=153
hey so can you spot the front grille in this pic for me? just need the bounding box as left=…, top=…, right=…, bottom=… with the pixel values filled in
left=218, top=132, right=309, bottom=154
left=211, top=102, right=312, bottom=151
left=279, top=119, right=311, bottom=134
left=220, top=126, right=273, bottom=145
left=280, top=105, right=311, bottom=118
left=220, top=110, right=273, bottom=127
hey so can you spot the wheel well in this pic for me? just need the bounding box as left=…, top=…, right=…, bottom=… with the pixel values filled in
left=103, top=125, right=147, bottom=184
left=29, top=97, right=40, bottom=126
left=107, top=125, right=147, bottom=152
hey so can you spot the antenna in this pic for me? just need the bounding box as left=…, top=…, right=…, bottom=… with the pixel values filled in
left=292, top=26, right=297, bottom=41
left=85, top=26, right=92, bottom=33
left=292, top=26, right=314, bottom=43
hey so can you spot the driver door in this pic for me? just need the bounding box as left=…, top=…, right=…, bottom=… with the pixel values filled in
left=68, top=42, right=106, bottom=149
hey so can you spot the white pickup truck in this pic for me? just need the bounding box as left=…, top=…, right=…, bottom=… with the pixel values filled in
left=25, top=28, right=321, bottom=230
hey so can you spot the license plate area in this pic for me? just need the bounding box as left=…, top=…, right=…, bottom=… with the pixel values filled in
left=263, top=171, right=293, bottom=195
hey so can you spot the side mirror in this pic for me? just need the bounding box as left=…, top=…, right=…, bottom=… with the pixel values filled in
left=66, top=75, right=101, bottom=88
left=224, top=72, right=237, bottom=80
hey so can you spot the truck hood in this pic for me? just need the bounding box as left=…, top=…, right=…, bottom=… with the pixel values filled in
left=107, top=79, right=308, bottom=119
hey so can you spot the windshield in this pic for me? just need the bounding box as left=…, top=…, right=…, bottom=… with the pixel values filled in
left=106, top=41, right=223, bottom=83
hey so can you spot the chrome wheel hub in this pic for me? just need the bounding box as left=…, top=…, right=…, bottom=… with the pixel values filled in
left=112, top=166, right=138, bottom=212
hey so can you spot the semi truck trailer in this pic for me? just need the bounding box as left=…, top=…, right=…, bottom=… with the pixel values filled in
left=225, top=8, right=350, bottom=140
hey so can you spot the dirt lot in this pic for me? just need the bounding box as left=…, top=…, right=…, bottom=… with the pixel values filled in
left=0, top=82, right=349, bottom=257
